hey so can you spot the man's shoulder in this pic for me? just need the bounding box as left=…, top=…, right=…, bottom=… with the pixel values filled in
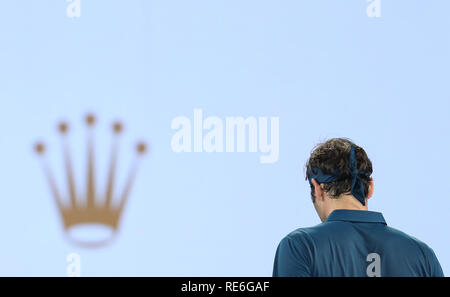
left=275, top=227, right=316, bottom=258
left=282, top=224, right=330, bottom=244
left=281, top=220, right=436, bottom=255
left=283, top=221, right=435, bottom=254
left=382, top=225, right=443, bottom=276
left=382, top=225, right=436, bottom=255
left=284, top=221, right=348, bottom=240
left=284, top=227, right=314, bottom=240
left=278, top=223, right=349, bottom=254
left=278, top=227, right=315, bottom=248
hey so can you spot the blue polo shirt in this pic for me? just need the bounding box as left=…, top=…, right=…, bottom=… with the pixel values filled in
left=273, top=209, right=444, bottom=277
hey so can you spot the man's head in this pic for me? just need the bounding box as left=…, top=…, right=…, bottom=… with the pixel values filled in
left=305, top=138, right=374, bottom=222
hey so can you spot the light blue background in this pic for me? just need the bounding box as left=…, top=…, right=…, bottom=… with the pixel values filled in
left=0, top=0, right=449, bottom=276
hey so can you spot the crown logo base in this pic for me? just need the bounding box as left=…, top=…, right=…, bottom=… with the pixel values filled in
left=61, top=207, right=122, bottom=230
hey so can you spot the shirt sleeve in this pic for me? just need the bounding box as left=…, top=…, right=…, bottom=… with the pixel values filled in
left=272, top=232, right=313, bottom=277
left=428, top=248, right=444, bottom=277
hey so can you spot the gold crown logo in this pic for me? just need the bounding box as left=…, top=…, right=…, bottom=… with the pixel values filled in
left=35, top=114, right=147, bottom=247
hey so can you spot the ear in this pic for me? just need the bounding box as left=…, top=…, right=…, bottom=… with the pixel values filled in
left=311, top=178, right=325, bottom=202
left=367, top=177, right=374, bottom=199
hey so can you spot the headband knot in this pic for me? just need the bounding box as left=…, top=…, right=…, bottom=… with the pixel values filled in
left=307, top=145, right=369, bottom=206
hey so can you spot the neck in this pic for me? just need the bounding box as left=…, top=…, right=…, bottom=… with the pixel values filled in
left=325, top=194, right=368, bottom=218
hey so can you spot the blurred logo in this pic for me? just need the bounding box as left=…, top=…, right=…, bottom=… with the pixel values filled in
left=67, top=253, right=81, bottom=277
left=366, top=0, right=381, bottom=18
left=34, top=114, right=147, bottom=247
left=66, top=0, right=81, bottom=18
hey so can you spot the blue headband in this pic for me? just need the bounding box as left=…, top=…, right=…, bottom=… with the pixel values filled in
left=307, top=146, right=370, bottom=206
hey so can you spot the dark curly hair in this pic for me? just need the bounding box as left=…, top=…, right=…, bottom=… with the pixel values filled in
left=305, top=138, right=373, bottom=202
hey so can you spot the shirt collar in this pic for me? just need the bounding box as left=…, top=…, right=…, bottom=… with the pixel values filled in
left=326, top=209, right=387, bottom=225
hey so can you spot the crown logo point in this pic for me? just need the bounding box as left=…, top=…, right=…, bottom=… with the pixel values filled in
left=59, top=122, right=69, bottom=134
left=35, top=114, right=148, bottom=247
left=113, top=122, right=123, bottom=134
left=35, top=142, right=46, bottom=155
left=85, top=114, right=96, bottom=126
left=137, top=142, right=147, bottom=155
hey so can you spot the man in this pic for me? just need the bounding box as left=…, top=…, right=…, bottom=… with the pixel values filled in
left=273, top=138, right=443, bottom=277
